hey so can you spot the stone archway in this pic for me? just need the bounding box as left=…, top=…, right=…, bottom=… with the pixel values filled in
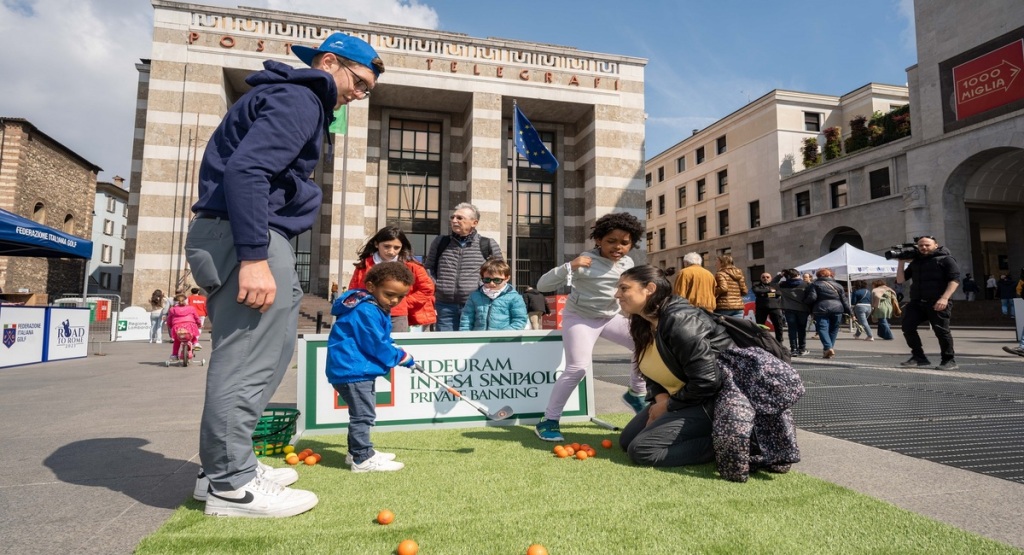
left=821, top=226, right=864, bottom=255
left=941, top=147, right=1024, bottom=282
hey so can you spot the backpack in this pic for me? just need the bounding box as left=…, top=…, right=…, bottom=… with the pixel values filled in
left=701, top=308, right=792, bottom=363
left=432, top=235, right=494, bottom=277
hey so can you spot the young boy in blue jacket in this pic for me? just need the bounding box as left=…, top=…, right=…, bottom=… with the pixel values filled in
left=459, top=259, right=529, bottom=330
left=327, top=262, right=416, bottom=472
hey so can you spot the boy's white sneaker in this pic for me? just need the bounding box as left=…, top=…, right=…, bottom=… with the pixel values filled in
left=204, top=474, right=317, bottom=518
left=351, top=452, right=404, bottom=473
left=193, top=461, right=299, bottom=502
left=344, top=450, right=396, bottom=466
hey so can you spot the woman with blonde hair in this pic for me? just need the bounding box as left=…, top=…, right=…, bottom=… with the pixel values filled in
left=714, top=254, right=747, bottom=317
left=870, top=279, right=898, bottom=340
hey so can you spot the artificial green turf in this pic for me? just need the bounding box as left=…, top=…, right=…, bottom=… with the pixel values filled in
left=136, top=414, right=1019, bottom=555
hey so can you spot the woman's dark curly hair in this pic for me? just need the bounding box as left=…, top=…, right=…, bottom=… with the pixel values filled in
left=354, top=226, right=414, bottom=269
left=589, top=212, right=644, bottom=246
left=620, top=266, right=674, bottom=365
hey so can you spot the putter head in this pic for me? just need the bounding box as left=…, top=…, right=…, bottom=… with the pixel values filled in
left=490, top=406, right=514, bottom=421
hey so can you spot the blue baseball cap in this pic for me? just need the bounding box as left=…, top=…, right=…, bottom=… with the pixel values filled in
left=292, top=32, right=384, bottom=77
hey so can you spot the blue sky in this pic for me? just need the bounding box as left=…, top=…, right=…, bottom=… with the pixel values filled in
left=0, top=0, right=915, bottom=181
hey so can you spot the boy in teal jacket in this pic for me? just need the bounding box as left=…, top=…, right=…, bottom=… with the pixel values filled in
left=459, top=259, right=529, bottom=331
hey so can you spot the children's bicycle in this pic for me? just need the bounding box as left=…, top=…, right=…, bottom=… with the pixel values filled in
left=165, top=327, right=205, bottom=367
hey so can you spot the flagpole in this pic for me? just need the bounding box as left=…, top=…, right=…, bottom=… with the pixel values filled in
left=511, top=100, right=519, bottom=289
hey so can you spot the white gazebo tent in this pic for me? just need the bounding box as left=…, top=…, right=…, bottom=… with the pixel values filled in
left=796, top=243, right=898, bottom=282
left=796, top=243, right=898, bottom=331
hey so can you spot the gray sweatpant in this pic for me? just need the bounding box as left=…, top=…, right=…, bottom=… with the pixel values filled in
left=185, top=218, right=302, bottom=491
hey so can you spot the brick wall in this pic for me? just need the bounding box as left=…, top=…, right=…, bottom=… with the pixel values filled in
left=0, top=120, right=98, bottom=298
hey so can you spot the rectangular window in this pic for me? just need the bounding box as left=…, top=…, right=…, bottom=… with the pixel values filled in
left=697, top=216, right=707, bottom=240
left=389, top=118, right=444, bottom=254
left=101, top=244, right=112, bottom=263
left=869, top=167, right=891, bottom=199
left=716, top=135, right=727, bottom=155
left=696, top=146, right=705, bottom=164
left=750, top=240, right=765, bottom=259
left=103, top=219, right=114, bottom=236
left=646, top=231, right=654, bottom=251
left=796, top=191, right=811, bottom=217
left=657, top=167, right=665, bottom=182
left=119, top=249, right=124, bottom=265
left=659, top=228, right=666, bottom=250
left=830, top=180, right=848, bottom=208
left=677, top=186, right=686, bottom=208
left=120, top=225, right=126, bottom=240
left=645, top=200, right=653, bottom=220
left=676, top=156, right=686, bottom=173
left=748, top=265, right=766, bottom=286
left=749, top=201, right=760, bottom=228
left=804, top=112, right=821, bottom=132
left=122, top=203, right=127, bottom=218
left=717, top=169, right=728, bottom=194
left=697, top=178, right=706, bottom=201
left=678, top=221, right=687, bottom=245
left=106, top=197, right=116, bottom=213
left=645, top=172, right=652, bottom=188
left=658, top=194, right=665, bottom=215
left=718, top=209, right=729, bottom=236
left=100, top=272, right=111, bottom=289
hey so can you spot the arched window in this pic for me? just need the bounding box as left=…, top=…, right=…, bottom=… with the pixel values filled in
left=63, top=213, right=74, bottom=233
left=32, top=202, right=46, bottom=223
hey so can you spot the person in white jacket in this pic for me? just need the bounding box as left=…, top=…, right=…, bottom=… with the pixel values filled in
left=534, top=213, right=647, bottom=442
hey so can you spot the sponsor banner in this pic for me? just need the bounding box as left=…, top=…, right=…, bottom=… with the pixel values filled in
left=46, top=308, right=90, bottom=361
left=114, top=306, right=153, bottom=341
left=0, top=306, right=47, bottom=368
left=297, top=330, right=588, bottom=435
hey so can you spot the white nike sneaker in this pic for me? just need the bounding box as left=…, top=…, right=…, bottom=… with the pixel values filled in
left=204, top=474, right=317, bottom=518
left=351, top=452, right=404, bottom=473
left=193, top=461, right=299, bottom=502
left=344, top=450, right=396, bottom=466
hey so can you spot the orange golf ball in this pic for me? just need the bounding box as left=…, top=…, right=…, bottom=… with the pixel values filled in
left=601, top=439, right=613, bottom=449
left=575, top=450, right=588, bottom=460
left=312, top=453, right=322, bottom=463
left=396, top=539, right=418, bottom=555
left=304, top=455, right=317, bottom=465
left=377, top=509, right=395, bottom=525
left=285, top=454, right=299, bottom=465
left=527, top=544, right=549, bottom=555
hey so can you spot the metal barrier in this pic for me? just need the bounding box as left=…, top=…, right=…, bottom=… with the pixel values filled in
left=53, top=294, right=122, bottom=355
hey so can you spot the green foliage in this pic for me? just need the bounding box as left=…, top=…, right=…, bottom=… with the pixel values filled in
left=869, top=104, right=911, bottom=146
left=823, top=126, right=843, bottom=160
left=137, top=415, right=1017, bottom=555
left=844, top=115, right=870, bottom=154
left=802, top=137, right=822, bottom=168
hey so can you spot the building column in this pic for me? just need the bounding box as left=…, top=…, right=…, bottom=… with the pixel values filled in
left=464, top=92, right=504, bottom=245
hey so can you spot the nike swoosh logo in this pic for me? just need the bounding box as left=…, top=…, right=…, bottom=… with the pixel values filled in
left=208, top=490, right=255, bottom=504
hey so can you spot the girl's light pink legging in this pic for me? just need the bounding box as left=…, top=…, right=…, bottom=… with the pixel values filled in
left=543, top=309, right=646, bottom=421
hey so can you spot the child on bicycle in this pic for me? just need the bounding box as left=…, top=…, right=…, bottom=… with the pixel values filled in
left=166, top=293, right=201, bottom=362
left=327, top=262, right=417, bottom=472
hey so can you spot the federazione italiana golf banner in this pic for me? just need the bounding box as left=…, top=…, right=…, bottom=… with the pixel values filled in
left=297, top=330, right=592, bottom=433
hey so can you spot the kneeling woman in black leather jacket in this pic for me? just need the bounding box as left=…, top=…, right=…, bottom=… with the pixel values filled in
left=614, top=265, right=734, bottom=467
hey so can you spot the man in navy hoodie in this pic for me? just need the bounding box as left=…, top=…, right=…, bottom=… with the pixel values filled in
left=185, top=32, right=384, bottom=518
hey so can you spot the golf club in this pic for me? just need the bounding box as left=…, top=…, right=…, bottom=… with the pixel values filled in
left=411, top=363, right=514, bottom=421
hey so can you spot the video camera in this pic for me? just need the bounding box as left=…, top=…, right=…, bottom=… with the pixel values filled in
left=883, top=237, right=925, bottom=260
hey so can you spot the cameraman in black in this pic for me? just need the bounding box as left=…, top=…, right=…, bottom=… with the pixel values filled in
left=895, top=235, right=961, bottom=370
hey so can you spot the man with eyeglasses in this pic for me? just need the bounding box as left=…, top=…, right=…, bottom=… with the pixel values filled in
left=895, top=235, right=961, bottom=370
left=185, top=32, right=383, bottom=518
left=423, top=203, right=503, bottom=331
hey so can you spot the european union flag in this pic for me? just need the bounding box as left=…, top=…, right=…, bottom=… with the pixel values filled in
left=513, top=105, right=558, bottom=173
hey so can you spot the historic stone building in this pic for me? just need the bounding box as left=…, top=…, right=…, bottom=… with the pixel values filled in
left=0, top=117, right=100, bottom=302
left=646, top=0, right=1024, bottom=289
left=123, top=0, right=647, bottom=305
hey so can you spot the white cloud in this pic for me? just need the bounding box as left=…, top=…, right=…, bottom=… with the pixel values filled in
left=0, top=0, right=439, bottom=180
